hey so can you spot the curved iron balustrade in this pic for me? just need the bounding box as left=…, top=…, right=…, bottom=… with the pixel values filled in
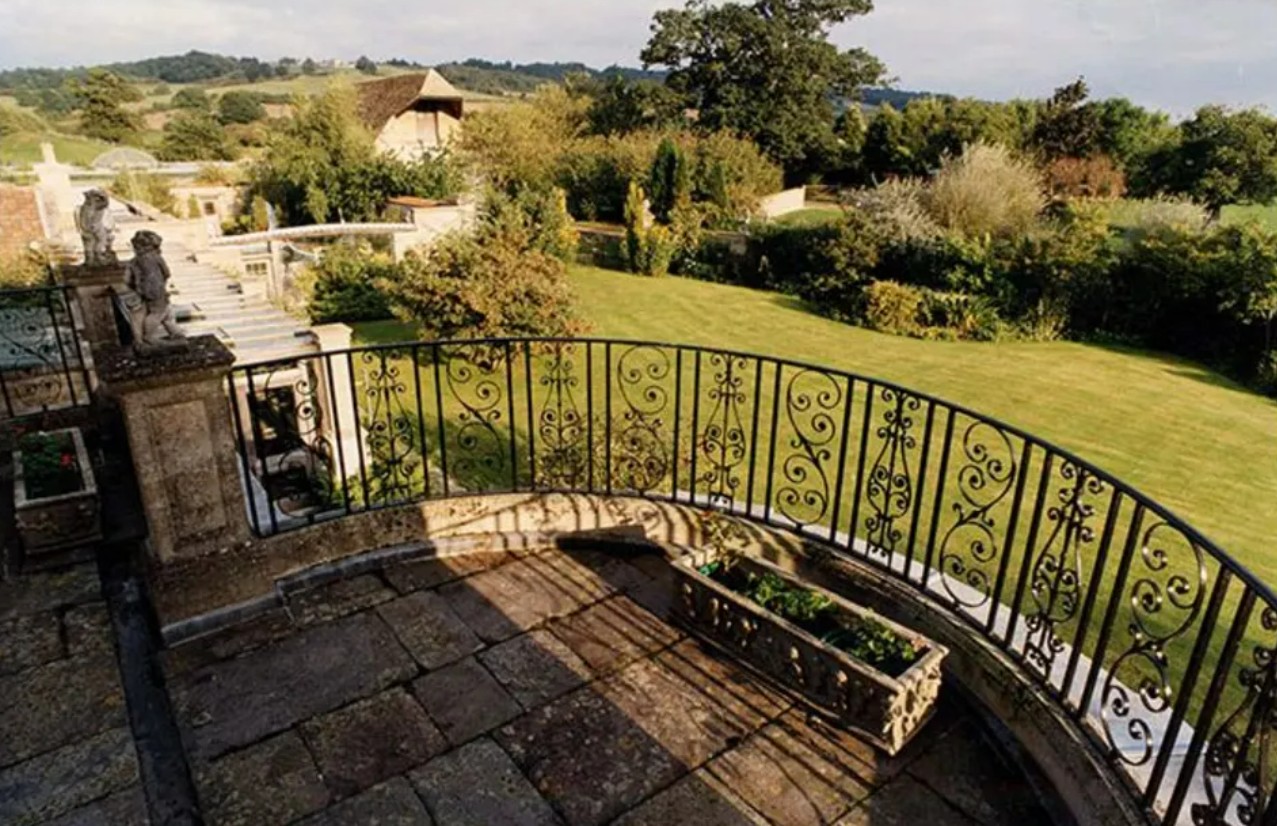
left=229, top=337, right=1277, bottom=825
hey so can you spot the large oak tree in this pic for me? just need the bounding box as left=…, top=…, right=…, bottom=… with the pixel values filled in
left=641, top=0, right=885, bottom=180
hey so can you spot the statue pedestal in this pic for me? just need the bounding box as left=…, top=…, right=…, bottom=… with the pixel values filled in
left=98, top=335, right=250, bottom=564
left=59, top=263, right=128, bottom=350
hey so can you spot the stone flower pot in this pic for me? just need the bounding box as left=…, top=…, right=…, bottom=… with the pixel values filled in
left=14, top=427, right=102, bottom=555
left=673, top=549, right=947, bottom=755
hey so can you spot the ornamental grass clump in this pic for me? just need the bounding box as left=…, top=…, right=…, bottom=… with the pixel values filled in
left=925, top=142, right=1046, bottom=239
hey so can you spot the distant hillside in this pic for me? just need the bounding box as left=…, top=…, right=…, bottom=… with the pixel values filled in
left=0, top=50, right=938, bottom=105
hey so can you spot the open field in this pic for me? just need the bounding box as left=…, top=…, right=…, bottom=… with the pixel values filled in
left=0, top=130, right=114, bottom=166
left=353, top=264, right=1277, bottom=587
left=1222, top=202, right=1277, bottom=230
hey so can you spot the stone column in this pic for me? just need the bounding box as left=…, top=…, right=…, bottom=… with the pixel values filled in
left=311, top=323, right=362, bottom=471
left=59, top=263, right=128, bottom=351
left=98, top=336, right=251, bottom=563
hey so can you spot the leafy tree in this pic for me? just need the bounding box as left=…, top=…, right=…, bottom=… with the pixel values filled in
left=159, top=110, right=237, bottom=161
left=1092, top=97, right=1177, bottom=183
left=862, top=104, right=909, bottom=180
left=355, top=56, right=378, bottom=75
left=584, top=75, right=684, bottom=135
left=68, top=69, right=142, bottom=142
left=648, top=137, right=691, bottom=224
left=1032, top=78, right=1101, bottom=161
left=301, top=58, right=318, bottom=76
left=239, top=58, right=273, bottom=82
left=1158, top=106, right=1277, bottom=217
left=384, top=217, right=582, bottom=341
left=171, top=87, right=210, bottom=110
left=218, top=91, right=266, bottom=125
left=641, top=0, right=885, bottom=178
left=305, top=242, right=397, bottom=323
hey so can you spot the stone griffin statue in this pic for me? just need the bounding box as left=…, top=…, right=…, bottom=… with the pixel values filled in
left=124, top=231, right=187, bottom=352
left=75, top=189, right=117, bottom=267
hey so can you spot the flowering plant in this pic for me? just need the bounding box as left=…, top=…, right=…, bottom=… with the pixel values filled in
left=18, top=431, right=83, bottom=499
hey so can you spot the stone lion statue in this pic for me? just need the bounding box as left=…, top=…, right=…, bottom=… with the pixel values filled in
left=75, top=189, right=117, bottom=267
left=124, top=231, right=186, bottom=350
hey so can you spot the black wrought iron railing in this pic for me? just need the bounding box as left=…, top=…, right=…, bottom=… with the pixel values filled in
left=0, top=286, right=92, bottom=420
left=230, top=338, right=1275, bottom=825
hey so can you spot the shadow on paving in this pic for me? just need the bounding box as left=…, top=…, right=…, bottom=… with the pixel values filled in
left=159, top=540, right=1053, bottom=826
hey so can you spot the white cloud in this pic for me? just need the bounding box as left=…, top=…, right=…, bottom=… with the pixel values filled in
left=2, top=0, right=1275, bottom=114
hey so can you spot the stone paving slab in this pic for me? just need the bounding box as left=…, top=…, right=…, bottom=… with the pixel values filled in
left=289, top=574, right=397, bottom=628
left=439, top=559, right=597, bottom=643
left=0, top=565, right=100, bottom=622
left=63, top=603, right=115, bottom=657
left=0, top=611, right=62, bottom=676
left=0, top=654, right=128, bottom=767
left=479, top=629, right=594, bottom=710
left=409, top=738, right=561, bottom=826
left=296, top=777, right=433, bottom=826
left=192, top=731, right=329, bottom=826
left=42, top=785, right=150, bottom=826
left=704, top=719, right=872, bottom=826
left=160, top=610, right=297, bottom=678
left=612, top=769, right=768, bottom=826
left=494, top=682, right=689, bottom=826
left=411, top=657, right=522, bottom=747
left=384, top=551, right=515, bottom=594
left=171, top=611, right=417, bottom=760
left=835, top=774, right=979, bottom=825
left=904, top=719, right=1046, bottom=826
left=378, top=590, right=484, bottom=670
left=299, top=688, right=447, bottom=799
left=0, top=726, right=140, bottom=826
left=547, top=594, right=681, bottom=674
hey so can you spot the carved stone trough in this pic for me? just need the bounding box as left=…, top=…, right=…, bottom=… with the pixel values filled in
left=14, top=427, right=102, bottom=555
left=673, top=548, right=947, bottom=754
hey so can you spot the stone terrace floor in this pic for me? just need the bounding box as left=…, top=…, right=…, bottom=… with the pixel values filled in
left=2, top=545, right=1055, bottom=825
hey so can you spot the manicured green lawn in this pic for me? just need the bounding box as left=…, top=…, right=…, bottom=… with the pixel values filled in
left=1222, top=203, right=1277, bottom=231
left=0, top=131, right=115, bottom=166
left=355, top=265, right=1277, bottom=584
left=771, top=205, right=845, bottom=227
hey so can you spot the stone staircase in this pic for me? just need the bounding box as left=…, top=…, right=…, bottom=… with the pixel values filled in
left=163, top=243, right=317, bottom=363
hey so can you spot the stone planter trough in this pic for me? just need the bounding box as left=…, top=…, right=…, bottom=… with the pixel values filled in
left=14, top=427, right=102, bottom=555
left=673, top=548, right=947, bottom=754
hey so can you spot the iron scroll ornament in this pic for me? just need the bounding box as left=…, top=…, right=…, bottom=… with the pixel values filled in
left=535, top=342, right=588, bottom=490
left=611, top=345, right=673, bottom=495
left=776, top=367, right=843, bottom=529
left=697, top=352, right=750, bottom=508
left=864, top=386, right=923, bottom=559
left=937, top=419, right=1019, bottom=609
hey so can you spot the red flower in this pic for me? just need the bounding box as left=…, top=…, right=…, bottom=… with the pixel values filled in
left=60, top=453, right=73, bottom=468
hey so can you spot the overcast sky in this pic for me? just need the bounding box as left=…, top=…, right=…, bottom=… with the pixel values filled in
left=1, top=0, right=1274, bottom=116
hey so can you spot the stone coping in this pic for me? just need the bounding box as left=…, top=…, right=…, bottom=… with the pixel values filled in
left=96, top=334, right=234, bottom=390
left=57, top=262, right=127, bottom=286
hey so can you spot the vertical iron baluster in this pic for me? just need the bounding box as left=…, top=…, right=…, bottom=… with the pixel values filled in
left=763, top=361, right=781, bottom=524
left=921, top=410, right=955, bottom=585
left=1160, top=578, right=1246, bottom=822
left=1078, top=503, right=1146, bottom=719
left=671, top=348, right=683, bottom=499
left=378, top=350, right=399, bottom=508
left=848, top=384, right=874, bottom=557
left=504, top=342, right=518, bottom=491
left=604, top=342, right=613, bottom=496
left=987, top=440, right=1033, bottom=636
left=226, top=371, right=261, bottom=536
left=60, top=288, right=90, bottom=402
left=745, top=355, right=763, bottom=519
left=524, top=343, right=536, bottom=489
left=828, top=375, right=855, bottom=545
left=412, top=345, right=430, bottom=499
left=1006, top=452, right=1055, bottom=649
left=431, top=345, right=449, bottom=497
left=243, top=367, right=279, bottom=535
left=904, top=401, right=936, bottom=582
left=322, top=353, right=352, bottom=516
left=689, top=350, right=702, bottom=506
left=586, top=342, right=594, bottom=492
left=1062, top=489, right=1124, bottom=706
left=44, top=289, right=76, bottom=407
left=345, top=352, right=370, bottom=510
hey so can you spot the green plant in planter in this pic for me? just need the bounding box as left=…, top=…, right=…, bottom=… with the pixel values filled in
left=19, top=431, right=83, bottom=500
